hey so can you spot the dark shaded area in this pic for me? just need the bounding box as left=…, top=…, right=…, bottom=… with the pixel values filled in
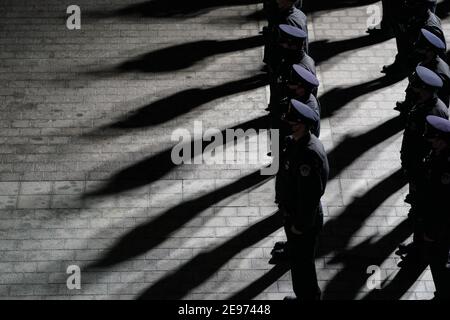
left=89, top=0, right=382, bottom=19
left=85, top=115, right=269, bottom=197
left=88, top=0, right=260, bottom=19
left=90, top=170, right=272, bottom=269
left=109, top=74, right=268, bottom=129
left=363, top=258, right=428, bottom=300
left=436, top=0, right=450, bottom=21
left=322, top=219, right=412, bottom=300
left=318, top=169, right=408, bottom=258
left=327, top=116, right=404, bottom=180
left=302, top=0, right=379, bottom=14
left=137, top=211, right=282, bottom=300
left=114, top=36, right=264, bottom=73
left=320, top=74, right=407, bottom=119
left=228, top=263, right=290, bottom=300
left=310, top=33, right=393, bottom=65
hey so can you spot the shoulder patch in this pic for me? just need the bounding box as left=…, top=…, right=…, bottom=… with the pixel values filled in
left=441, top=173, right=450, bottom=185
left=300, top=164, right=311, bottom=177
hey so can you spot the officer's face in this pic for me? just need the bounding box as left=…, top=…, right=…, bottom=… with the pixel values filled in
left=288, top=83, right=306, bottom=97
left=276, top=0, right=295, bottom=10
left=286, top=120, right=306, bottom=136
left=279, top=40, right=301, bottom=51
left=411, top=87, right=431, bottom=102
left=428, top=137, right=449, bottom=151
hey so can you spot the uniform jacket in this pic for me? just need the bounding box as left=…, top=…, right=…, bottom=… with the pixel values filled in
left=401, top=97, right=449, bottom=173
left=422, top=148, right=450, bottom=239
left=421, top=57, right=450, bottom=107
left=275, top=133, right=329, bottom=232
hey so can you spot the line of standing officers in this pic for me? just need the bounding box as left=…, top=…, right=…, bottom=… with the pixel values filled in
left=380, top=0, right=450, bottom=301
left=262, top=0, right=328, bottom=301
left=262, top=0, right=450, bottom=300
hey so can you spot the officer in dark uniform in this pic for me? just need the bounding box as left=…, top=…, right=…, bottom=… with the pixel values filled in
left=382, top=0, right=443, bottom=75
left=269, top=24, right=315, bottom=111
left=270, top=64, right=320, bottom=145
left=276, top=24, right=316, bottom=75
left=401, top=66, right=448, bottom=214
left=263, top=0, right=309, bottom=71
left=275, top=99, right=329, bottom=300
left=396, top=29, right=450, bottom=114
left=419, top=115, right=450, bottom=300
left=416, top=29, right=450, bottom=106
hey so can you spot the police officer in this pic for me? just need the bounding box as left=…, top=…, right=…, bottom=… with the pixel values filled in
left=276, top=25, right=315, bottom=75
left=263, top=0, right=309, bottom=71
left=416, top=29, right=450, bottom=106
left=401, top=66, right=448, bottom=211
left=396, top=29, right=450, bottom=113
left=275, top=100, right=329, bottom=300
left=419, top=115, right=450, bottom=299
left=382, top=0, right=443, bottom=75
left=269, top=24, right=315, bottom=111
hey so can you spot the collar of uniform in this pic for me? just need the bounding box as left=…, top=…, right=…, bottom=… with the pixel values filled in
left=421, top=57, right=439, bottom=70
left=415, top=96, right=439, bottom=110
left=293, top=132, right=311, bottom=147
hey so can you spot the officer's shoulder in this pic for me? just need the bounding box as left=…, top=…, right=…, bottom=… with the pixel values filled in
left=305, top=136, right=326, bottom=160
left=289, top=7, right=307, bottom=23
left=300, top=54, right=317, bottom=74
left=436, top=57, right=450, bottom=77
left=431, top=99, right=449, bottom=118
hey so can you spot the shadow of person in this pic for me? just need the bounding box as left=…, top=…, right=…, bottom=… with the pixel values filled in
left=88, top=170, right=272, bottom=269
left=321, top=219, right=412, bottom=300
left=229, top=263, right=290, bottom=300
left=310, top=33, right=393, bottom=66
left=137, top=211, right=282, bottom=300
left=327, top=116, right=404, bottom=180
left=107, top=74, right=268, bottom=129
left=84, top=115, right=269, bottom=197
left=320, top=74, right=407, bottom=119
left=88, top=0, right=261, bottom=19
left=318, top=169, right=408, bottom=258
left=112, top=36, right=264, bottom=74
left=302, top=0, right=380, bottom=14
left=362, top=253, right=429, bottom=300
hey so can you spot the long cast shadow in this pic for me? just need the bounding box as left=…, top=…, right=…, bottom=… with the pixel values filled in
left=89, top=0, right=382, bottom=19
left=320, top=74, right=407, bottom=119
left=88, top=0, right=260, bottom=19
left=362, top=258, right=428, bottom=300
left=310, top=33, right=393, bottom=66
left=114, top=36, right=264, bottom=74
left=327, top=116, right=404, bottom=180
left=140, top=170, right=407, bottom=300
left=229, top=263, right=290, bottom=300
left=84, top=114, right=269, bottom=197
left=107, top=74, right=268, bottom=129
left=89, top=170, right=272, bottom=269
left=303, top=0, right=379, bottom=14
left=318, top=169, right=408, bottom=258
left=322, top=219, right=413, bottom=300
left=137, top=211, right=283, bottom=300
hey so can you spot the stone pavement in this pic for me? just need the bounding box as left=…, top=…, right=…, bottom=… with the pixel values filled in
left=0, top=0, right=447, bottom=299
